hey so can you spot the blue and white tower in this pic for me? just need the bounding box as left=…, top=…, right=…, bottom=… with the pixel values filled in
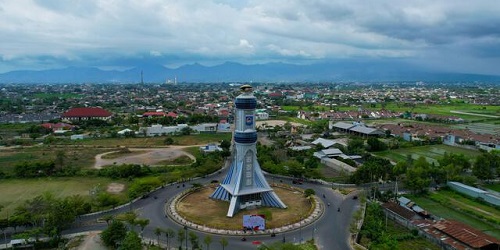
left=210, top=85, right=287, bottom=217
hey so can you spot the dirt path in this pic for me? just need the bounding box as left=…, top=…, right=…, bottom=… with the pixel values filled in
left=450, top=110, right=499, bottom=118
left=93, top=146, right=199, bottom=169
left=72, top=231, right=107, bottom=250
left=446, top=196, right=498, bottom=219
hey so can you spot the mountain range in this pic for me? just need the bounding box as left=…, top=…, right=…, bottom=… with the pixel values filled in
left=1, top=61, right=499, bottom=83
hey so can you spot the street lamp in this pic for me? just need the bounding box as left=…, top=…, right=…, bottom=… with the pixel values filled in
left=183, top=226, right=188, bottom=250
left=312, top=221, right=317, bottom=241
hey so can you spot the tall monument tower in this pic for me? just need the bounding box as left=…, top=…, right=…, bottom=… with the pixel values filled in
left=210, top=85, right=287, bottom=217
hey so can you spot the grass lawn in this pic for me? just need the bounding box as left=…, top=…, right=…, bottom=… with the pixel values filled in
left=482, top=183, right=500, bottom=192
left=0, top=177, right=127, bottom=218
left=406, top=194, right=500, bottom=239
left=428, top=190, right=500, bottom=224
left=0, top=146, right=108, bottom=173
left=177, top=186, right=312, bottom=230
left=276, top=116, right=314, bottom=126
left=373, top=144, right=482, bottom=164
left=57, top=133, right=232, bottom=147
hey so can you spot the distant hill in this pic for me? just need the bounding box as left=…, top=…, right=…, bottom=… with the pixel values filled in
left=1, top=61, right=499, bottom=83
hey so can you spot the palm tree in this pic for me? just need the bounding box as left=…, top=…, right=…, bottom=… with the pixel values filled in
left=165, top=228, right=175, bottom=250
left=136, top=219, right=149, bottom=238
left=203, top=235, right=212, bottom=250
left=178, top=228, right=186, bottom=249
left=123, top=211, right=137, bottom=231
left=101, top=214, right=114, bottom=225
left=189, top=231, right=199, bottom=249
left=154, top=227, right=163, bottom=246
left=220, top=237, right=228, bottom=250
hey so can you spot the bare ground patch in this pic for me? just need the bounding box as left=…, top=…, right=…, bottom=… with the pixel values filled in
left=176, top=185, right=313, bottom=230
left=94, top=147, right=195, bottom=169
left=106, top=183, right=125, bottom=194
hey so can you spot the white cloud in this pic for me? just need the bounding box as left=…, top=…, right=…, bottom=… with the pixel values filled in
left=0, top=0, right=499, bottom=74
left=150, top=50, right=162, bottom=57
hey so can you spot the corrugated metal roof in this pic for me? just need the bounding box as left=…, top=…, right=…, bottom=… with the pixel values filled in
left=350, top=126, right=382, bottom=135
left=311, top=138, right=336, bottom=148
left=434, top=220, right=499, bottom=248
left=332, top=122, right=356, bottom=129
left=321, top=148, right=343, bottom=156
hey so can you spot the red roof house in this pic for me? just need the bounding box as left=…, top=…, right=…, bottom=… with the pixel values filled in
left=143, top=112, right=166, bottom=117
left=166, top=112, right=178, bottom=118
left=62, top=107, right=112, bottom=121
left=41, top=122, right=75, bottom=132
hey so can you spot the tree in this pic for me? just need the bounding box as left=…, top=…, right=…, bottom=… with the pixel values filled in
left=304, top=188, right=315, bottom=198
left=136, top=218, right=149, bottom=238
left=121, top=231, right=142, bottom=250
left=165, top=228, right=176, bottom=250
left=154, top=227, right=163, bottom=246
left=101, top=214, right=114, bottom=225
left=178, top=228, right=186, bottom=249
left=219, top=237, right=228, bottom=250
left=347, top=138, right=365, bottom=154
left=54, top=150, right=66, bottom=171
left=180, top=126, right=194, bottom=135
left=404, top=157, right=431, bottom=194
left=438, top=153, right=471, bottom=180
left=220, top=140, right=231, bottom=151
left=473, top=151, right=499, bottom=181
left=189, top=231, right=199, bottom=249
left=203, top=235, right=212, bottom=250
left=123, top=211, right=138, bottom=231
left=100, top=220, right=127, bottom=248
left=366, top=137, right=387, bottom=152
left=164, top=137, right=174, bottom=145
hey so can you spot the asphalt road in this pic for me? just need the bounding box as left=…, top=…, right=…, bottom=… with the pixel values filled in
left=63, top=168, right=360, bottom=250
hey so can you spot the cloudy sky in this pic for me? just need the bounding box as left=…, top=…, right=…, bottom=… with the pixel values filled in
left=1, top=0, right=499, bottom=75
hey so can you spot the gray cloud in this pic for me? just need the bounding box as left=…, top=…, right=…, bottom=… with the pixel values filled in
left=0, top=0, right=499, bottom=75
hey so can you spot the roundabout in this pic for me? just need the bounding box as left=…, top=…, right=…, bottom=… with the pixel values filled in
left=166, top=183, right=325, bottom=236
left=59, top=173, right=360, bottom=250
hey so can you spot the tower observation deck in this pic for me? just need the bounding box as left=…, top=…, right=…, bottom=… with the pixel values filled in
left=210, top=85, right=287, bottom=217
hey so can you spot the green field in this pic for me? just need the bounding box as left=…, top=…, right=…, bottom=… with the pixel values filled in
left=452, top=122, right=500, bottom=136
left=406, top=193, right=500, bottom=239
left=54, top=133, right=232, bottom=147
left=0, top=177, right=127, bottom=218
left=483, top=183, right=500, bottom=193
left=0, top=146, right=108, bottom=173
left=373, top=144, right=482, bottom=164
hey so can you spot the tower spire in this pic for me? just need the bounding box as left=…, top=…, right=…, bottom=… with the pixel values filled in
left=210, top=85, right=287, bottom=217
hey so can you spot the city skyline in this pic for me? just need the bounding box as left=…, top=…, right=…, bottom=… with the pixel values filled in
left=1, top=0, right=499, bottom=76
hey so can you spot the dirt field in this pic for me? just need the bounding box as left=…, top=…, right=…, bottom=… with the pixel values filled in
left=106, top=183, right=125, bottom=194
left=67, top=231, right=108, bottom=250
left=94, top=146, right=196, bottom=169
left=176, top=185, right=312, bottom=230
left=256, top=120, right=303, bottom=129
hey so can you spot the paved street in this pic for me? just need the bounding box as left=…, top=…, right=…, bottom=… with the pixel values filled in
left=64, top=168, right=360, bottom=250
